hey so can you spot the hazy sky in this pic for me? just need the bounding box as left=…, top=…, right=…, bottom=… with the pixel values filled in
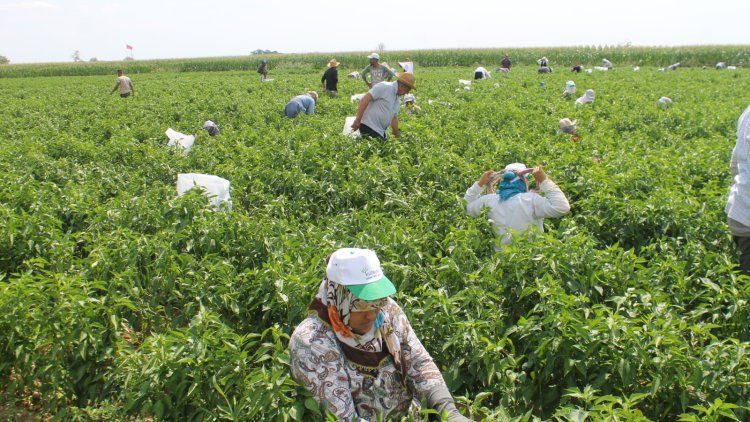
left=1, top=0, right=748, bottom=64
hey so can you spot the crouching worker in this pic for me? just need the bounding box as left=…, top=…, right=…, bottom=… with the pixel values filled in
left=290, top=248, right=470, bottom=422
left=464, top=164, right=570, bottom=250
left=284, top=91, right=318, bottom=118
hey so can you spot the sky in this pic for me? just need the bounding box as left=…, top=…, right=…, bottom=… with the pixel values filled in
left=1, top=0, right=748, bottom=64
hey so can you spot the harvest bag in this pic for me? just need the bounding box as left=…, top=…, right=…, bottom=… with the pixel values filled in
left=165, top=128, right=195, bottom=153
left=342, top=116, right=361, bottom=138
left=176, top=173, right=232, bottom=209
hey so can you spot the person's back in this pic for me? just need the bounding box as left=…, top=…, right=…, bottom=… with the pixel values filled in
left=464, top=165, right=570, bottom=250
left=501, top=56, right=511, bottom=69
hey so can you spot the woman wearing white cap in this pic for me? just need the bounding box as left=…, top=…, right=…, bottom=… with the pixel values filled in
left=361, top=53, right=396, bottom=89
left=464, top=164, right=570, bottom=250
left=575, top=89, right=595, bottom=105
left=290, top=248, right=470, bottom=421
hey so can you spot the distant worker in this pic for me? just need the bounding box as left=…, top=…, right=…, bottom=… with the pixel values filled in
left=351, top=72, right=416, bottom=140
left=667, top=62, right=681, bottom=71
left=110, top=69, right=134, bottom=98
left=716, top=62, right=727, bottom=70
left=571, top=64, right=583, bottom=73
left=538, top=66, right=553, bottom=74
left=474, top=66, right=491, bottom=80
left=562, top=81, right=576, bottom=98
left=322, top=58, right=340, bottom=96
left=404, top=93, right=421, bottom=115
left=558, top=118, right=579, bottom=142
left=258, top=59, right=268, bottom=81
left=284, top=91, right=318, bottom=118
left=726, top=105, right=750, bottom=275
left=464, top=163, right=570, bottom=250
left=602, top=58, right=613, bottom=69
left=362, top=53, right=396, bottom=89
left=538, top=56, right=549, bottom=67
left=399, top=57, right=414, bottom=73
left=501, top=54, right=512, bottom=70
left=575, top=89, right=595, bottom=105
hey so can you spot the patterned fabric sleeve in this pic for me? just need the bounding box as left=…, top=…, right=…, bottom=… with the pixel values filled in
left=290, top=319, right=358, bottom=421
left=389, top=303, right=450, bottom=399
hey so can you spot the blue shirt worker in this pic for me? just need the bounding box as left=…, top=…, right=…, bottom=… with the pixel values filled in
left=284, top=91, right=318, bottom=118
left=351, top=73, right=416, bottom=139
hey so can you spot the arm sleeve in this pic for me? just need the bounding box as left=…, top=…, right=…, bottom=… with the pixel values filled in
left=386, top=66, right=397, bottom=78
left=368, top=82, right=389, bottom=100
left=307, top=97, right=315, bottom=114
left=464, top=182, right=489, bottom=217
left=290, top=327, right=357, bottom=421
left=531, top=179, right=571, bottom=219
left=731, top=146, right=739, bottom=186
left=361, top=66, right=371, bottom=79
left=392, top=309, right=451, bottom=401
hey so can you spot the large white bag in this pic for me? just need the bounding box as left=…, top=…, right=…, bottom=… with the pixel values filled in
left=176, top=173, right=232, bottom=210
left=342, top=116, right=361, bottom=138
left=165, top=128, right=195, bottom=153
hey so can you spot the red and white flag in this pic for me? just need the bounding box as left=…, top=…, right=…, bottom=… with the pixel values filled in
left=126, top=44, right=134, bottom=50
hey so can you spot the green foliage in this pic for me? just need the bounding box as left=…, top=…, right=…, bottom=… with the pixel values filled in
left=0, top=64, right=749, bottom=421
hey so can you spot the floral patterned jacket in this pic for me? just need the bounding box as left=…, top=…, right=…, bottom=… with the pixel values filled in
left=290, top=298, right=449, bottom=421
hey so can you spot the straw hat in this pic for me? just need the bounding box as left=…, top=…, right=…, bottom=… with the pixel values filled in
left=396, top=72, right=416, bottom=90
left=327, top=58, right=340, bottom=68
left=307, top=91, right=318, bottom=102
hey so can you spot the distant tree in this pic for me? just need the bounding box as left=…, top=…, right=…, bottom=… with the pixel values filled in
left=89, top=57, right=98, bottom=62
left=72, top=50, right=81, bottom=62
left=0, top=55, right=9, bottom=65
left=377, top=42, right=385, bottom=53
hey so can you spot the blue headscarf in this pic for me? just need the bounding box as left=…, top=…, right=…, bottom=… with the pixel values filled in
left=498, top=170, right=528, bottom=201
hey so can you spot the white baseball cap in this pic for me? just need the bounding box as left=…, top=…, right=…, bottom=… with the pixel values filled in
left=326, top=248, right=395, bottom=300
left=367, top=53, right=380, bottom=60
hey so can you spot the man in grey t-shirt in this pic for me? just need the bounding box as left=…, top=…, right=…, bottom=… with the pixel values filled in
left=361, top=53, right=396, bottom=89
left=351, top=73, right=416, bottom=140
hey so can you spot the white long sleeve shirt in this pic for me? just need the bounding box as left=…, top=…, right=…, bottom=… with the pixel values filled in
left=464, top=179, right=570, bottom=250
left=726, top=105, right=750, bottom=234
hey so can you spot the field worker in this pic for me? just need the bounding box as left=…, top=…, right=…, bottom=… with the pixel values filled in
left=348, top=71, right=360, bottom=79
left=558, top=118, right=579, bottom=142
left=362, top=53, right=396, bottom=89
left=474, top=66, right=491, bottom=80
left=404, top=93, right=421, bottom=115
left=538, top=56, right=549, bottom=67
left=716, top=62, right=727, bottom=69
left=657, top=96, right=673, bottom=107
left=667, top=62, right=680, bottom=71
left=284, top=91, right=318, bottom=118
left=602, top=58, right=613, bottom=69
left=575, top=89, right=595, bottom=105
left=322, top=58, right=340, bottom=96
left=351, top=72, right=416, bottom=140
left=571, top=64, right=583, bottom=73
left=257, top=59, right=268, bottom=81
left=110, top=69, right=134, bottom=98
left=501, top=54, right=512, bottom=70
left=290, top=248, right=471, bottom=422
left=464, top=164, right=570, bottom=250
left=725, top=105, right=750, bottom=275
left=562, top=80, right=576, bottom=98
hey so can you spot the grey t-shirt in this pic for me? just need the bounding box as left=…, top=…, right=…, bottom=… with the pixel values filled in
left=362, top=64, right=396, bottom=85
left=361, top=81, right=400, bottom=137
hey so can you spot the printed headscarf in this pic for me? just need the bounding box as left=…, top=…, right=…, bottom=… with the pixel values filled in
left=314, top=278, right=400, bottom=359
